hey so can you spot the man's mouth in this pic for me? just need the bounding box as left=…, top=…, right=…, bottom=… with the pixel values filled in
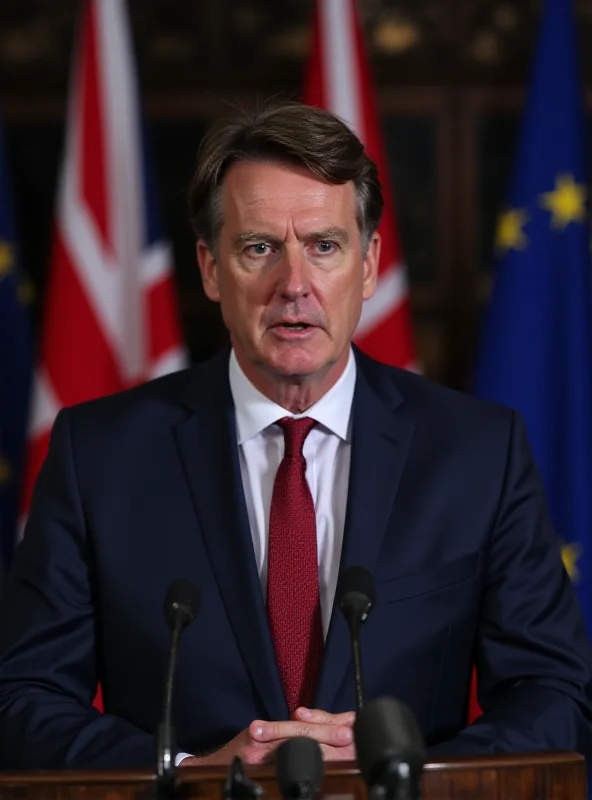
left=272, top=322, right=312, bottom=330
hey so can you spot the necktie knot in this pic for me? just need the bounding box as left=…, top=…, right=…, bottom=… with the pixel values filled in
left=278, top=417, right=317, bottom=457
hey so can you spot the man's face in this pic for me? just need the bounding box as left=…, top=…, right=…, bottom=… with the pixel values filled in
left=197, top=160, right=380, bottom=392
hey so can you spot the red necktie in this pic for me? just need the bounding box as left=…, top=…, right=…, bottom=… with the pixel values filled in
left=267, top=417, right=324, bottom=713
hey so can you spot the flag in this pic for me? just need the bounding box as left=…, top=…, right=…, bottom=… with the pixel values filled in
left=474, top=0, right=591, bottom=652
left=303, top=0, right=416, bottom=369
left=20, top=0, right=187, bottom=522
left=0, top=111, right=32, bottom=578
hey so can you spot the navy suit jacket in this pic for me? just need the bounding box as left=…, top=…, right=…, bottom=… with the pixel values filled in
left=0, top=347, right=591, bottom=769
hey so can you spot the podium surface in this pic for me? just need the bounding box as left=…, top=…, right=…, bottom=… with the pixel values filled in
left=0, top=751, right=585, bottom=800
left=0, top=752, right=586, bottom=800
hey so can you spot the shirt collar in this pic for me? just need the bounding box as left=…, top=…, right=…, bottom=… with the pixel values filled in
left=229, top=348, right=356, bottom=445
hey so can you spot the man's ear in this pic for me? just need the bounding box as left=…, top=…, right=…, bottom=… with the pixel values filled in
left=196, top=240, right=221, bottom=302
left=362, top=232, right=381, bottom=300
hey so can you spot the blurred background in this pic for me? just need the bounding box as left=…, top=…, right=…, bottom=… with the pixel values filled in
left=3, top=0, right=589, bottom=390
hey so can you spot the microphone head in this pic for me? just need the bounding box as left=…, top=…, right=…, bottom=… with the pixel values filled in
left=163, top=579, right=201, bottom=632
left=275, top=737, right=324, bottom=800
left=354, top=696, right=426, bottom=791
left=336, top=566, right=375, bottom=624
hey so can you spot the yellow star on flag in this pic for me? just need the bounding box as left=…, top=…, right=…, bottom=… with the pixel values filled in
left=495, top=208, right=529, bottom=253
left=561, top=542, right=582, bottom=582
left=0, top=239, right=13, bottom=278
left=539, top=173, right=586, bottom=229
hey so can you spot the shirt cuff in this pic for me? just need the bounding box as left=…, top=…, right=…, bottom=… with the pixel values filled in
left=175, top=752, right=194, bottom=766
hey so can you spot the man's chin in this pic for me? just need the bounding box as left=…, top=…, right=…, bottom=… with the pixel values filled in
left=269, top=361, right=322, bottom=381
left=264, top=349, right=326, bottom=381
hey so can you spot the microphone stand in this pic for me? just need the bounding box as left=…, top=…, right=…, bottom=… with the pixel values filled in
left=346, top=614, right=365, bottom=712
left=224, top=756, right=264, bottom=800
left=155, top=579, right=200, bottom=800
left=156, top=617, right=182, bottom=800
left=336, top=566, right=375, bottom=713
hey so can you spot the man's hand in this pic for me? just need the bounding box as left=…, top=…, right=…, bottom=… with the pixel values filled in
left=179, top=708, right=356, bottom=766
left=251, top=707, right=356, bottom=762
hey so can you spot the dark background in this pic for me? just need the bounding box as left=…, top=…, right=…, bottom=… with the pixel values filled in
left=2, top=0, right=592, bottom=390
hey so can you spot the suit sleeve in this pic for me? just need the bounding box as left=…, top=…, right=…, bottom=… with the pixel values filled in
left=0, top=409, right=157, bottom=769
left=429, top=410, right=592, bottom=758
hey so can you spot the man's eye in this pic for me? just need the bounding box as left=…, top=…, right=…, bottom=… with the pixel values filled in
left=314, top=241, right=336, bottom=254
left=246, top=243, right=272, bottom=256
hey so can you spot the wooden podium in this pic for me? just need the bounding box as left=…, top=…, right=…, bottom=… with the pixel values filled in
left=0, top=752, right=585, bottom=800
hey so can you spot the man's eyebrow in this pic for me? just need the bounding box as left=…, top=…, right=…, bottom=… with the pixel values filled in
left=307, top=227, right=350, bottom=244
left=231, top=227, right=351, bottom=248
left=231, top=231, right=280, bottom=247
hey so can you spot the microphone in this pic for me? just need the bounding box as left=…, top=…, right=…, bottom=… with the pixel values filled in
left=224, top=756, right=264, bottom=800
left=157, top=579, right=201, bottom=800
left=275, top=737, right=324, bottom=800
left=354, top=696, right=426, bottom=800
left=335, top=566, right=375, bottom=711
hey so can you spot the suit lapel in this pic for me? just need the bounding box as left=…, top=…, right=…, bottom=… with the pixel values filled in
left=314, top=355, right=416, bottom=711
left=174, top=352, right=288, bottom=720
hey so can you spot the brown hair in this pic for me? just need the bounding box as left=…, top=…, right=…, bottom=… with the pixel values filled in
left=187, top=102, right=383, bottom=254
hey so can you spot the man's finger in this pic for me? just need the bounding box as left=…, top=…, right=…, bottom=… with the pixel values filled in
left=319, top=742, right=357, bottom=762
left=295, top=707, right=356, bottom=726
left=241, top=743, right=279, bottom=765
left=250, top=719, right=353, bottom=746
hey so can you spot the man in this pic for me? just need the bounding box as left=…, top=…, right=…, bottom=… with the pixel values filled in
left=0, top=102, right=590, bottom=770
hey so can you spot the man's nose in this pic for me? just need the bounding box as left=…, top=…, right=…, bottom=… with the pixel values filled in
left=275, top=248, right=311, bottom=299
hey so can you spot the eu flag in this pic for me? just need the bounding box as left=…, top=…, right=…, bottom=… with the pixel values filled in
left=474, top=0, right=591, bottom=635
left=0, top=114, right=32, bottom=576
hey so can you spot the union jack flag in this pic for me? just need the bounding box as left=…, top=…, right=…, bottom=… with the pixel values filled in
left=20, top=0, right=187, bottom=521
left=304, top=0, right=416, bottom=369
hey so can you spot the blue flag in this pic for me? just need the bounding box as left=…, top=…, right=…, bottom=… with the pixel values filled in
left=474, top=0, right=591, bottom=634
left=0, top=114, right=32, bottom=575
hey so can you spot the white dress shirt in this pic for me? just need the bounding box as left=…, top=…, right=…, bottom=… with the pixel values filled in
left=176, top=349, right=355, bottom=764
left=229, top=347, right=356, bottom=639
